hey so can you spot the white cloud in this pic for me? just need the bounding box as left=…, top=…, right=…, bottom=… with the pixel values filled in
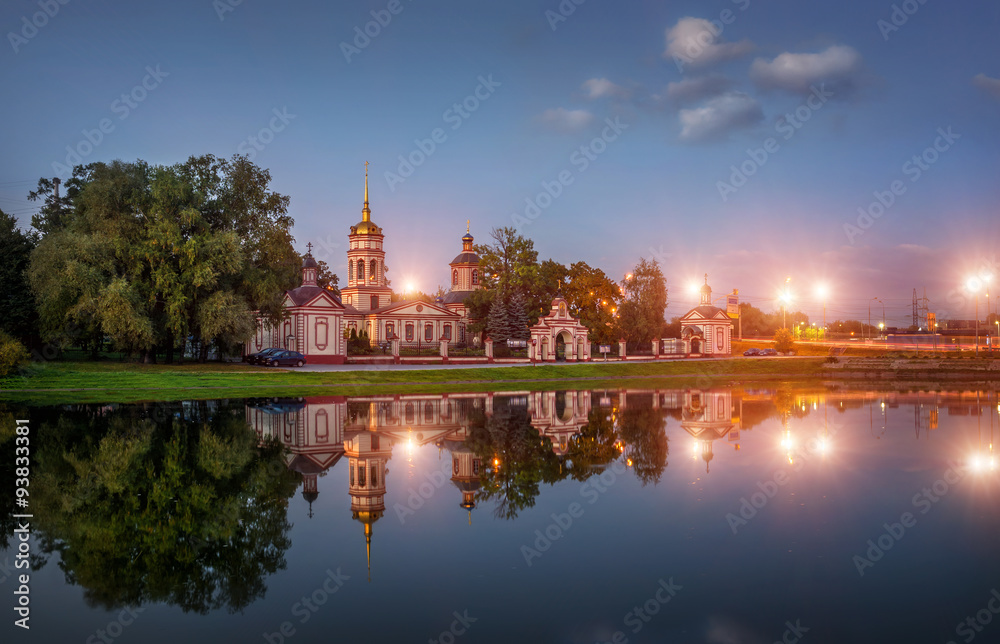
left=536, top=107, right=596, bottom=132
left=750, top=45, right=863, bottom=95
left=666, top=75, right=733, bottom=104
left=664, top=17, right=755, bottom=69
left=580, top=77, right=628, bottom=100
left=973, top=73, right=1000, bottom=101
left=679, top=92, right=763, bottom=142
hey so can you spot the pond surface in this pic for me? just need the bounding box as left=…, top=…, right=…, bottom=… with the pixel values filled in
left=2, top=386, right=999, bottom=643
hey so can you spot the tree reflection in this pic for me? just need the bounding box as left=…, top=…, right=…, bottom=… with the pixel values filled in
left=468, top=399, right=564, bottom=520
left=29, top=401, right=298, bottom=613
left=618, top=397, right=669, bottom=486
left=565, top=407, right=621, bottom=482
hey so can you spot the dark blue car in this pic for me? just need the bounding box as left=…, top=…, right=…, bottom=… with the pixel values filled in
left=247, top=347, right=284, bottom=365
left=264, top=350, right=307, bottom=367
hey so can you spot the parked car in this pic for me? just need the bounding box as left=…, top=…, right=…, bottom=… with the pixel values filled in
left=743, top=348, right=761, bottom=356
left=247, top=347, right=284, bottom=365
left=265, top=350, right=307, bottom=367
left=760, top=348, right=778, bottom=356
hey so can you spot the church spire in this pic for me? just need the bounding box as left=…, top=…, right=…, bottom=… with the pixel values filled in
left=362, top=161, right=371, bottom=222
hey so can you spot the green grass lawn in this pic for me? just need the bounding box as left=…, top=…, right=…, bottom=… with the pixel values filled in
left=1, top=357, right=831, bottom=404
left=3, top=354, right=997, bottom=405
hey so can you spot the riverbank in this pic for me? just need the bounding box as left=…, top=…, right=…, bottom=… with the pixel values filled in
left=2, top=355, right=999, bottom=404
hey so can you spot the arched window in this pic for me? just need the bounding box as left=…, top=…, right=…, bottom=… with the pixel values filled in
left=405, top=323, right=414, bottom=342
left=472, top=269, right=478, bottom=285
left=424, top=323, right=433, bottom=342
left=348, top=261, right=352, bottom=281
left=357, top=259, right=365, bottom=281
left=452, top=270, right=458, bottom=285
left=370, top=259, right=377, bottom=281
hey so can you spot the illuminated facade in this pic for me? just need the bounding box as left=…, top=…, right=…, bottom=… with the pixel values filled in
left=678, top=275, right=733, bottom=356
left=246, top=166, right=482, bottom=360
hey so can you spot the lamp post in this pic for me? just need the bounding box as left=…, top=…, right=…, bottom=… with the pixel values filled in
left=780, top=277, right=791, bottom=330
left=816, top=284, right=828, bottom=341
left=868, top=297, right=881, bottom=342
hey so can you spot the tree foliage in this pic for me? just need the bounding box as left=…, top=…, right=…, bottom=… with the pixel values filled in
left=27, top=155, right=298, bottom=360
left=616, top=258, right=668, bottom=343
left=29, top=400, right=298, bottom=613
left=773, top=327, right=796, bottom=354
left=0, top=209, right=38, bottom=345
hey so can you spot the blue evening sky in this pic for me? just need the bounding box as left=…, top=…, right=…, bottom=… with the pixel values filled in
left=2, top=0, right=999, bottom=326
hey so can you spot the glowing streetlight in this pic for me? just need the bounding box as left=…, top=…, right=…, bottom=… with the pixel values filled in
left=779, top=278, right=792, bottom=330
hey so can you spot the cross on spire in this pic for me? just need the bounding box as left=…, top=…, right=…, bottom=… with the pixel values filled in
left=466, top=219, right=470, bottom=233
left=306, top=242, right=313, bottom=254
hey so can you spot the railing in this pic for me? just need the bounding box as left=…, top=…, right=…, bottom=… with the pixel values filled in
left=493, top=345, right=528, bottom=359
left=399, top=343, right=440, bottom=356
left=625, top=341, right=653, bottom=356
left=450, top=343, right=486, bottom=357
left=346, top=339, right=391, bottom=355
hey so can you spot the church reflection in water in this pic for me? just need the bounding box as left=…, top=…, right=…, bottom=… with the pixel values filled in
left=246, top=387, right=997, bottom=578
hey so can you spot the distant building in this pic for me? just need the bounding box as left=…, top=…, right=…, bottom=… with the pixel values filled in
left=246, top=165, right=483, bottom=361
left=677, top=275, right=733, bottom=356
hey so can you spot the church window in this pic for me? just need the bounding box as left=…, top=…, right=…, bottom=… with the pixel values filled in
left=472, top=269, right=478, bottom=285
left=350, top=465, right=354, bottom=486
left=370, top=259, right=377, bottom=281
left=424, top=402, right=434, bottom=422
left=473, top=459, right=481, bottom=475
left=452, top=270, right=458, bottom=286
left=371, top=466, right=378, bottom=487
left=405, top=403, right=414, bottom=423
left=385, top=322, right=394, bottom=339
left=453, top=459, right=460, bottom=475
left=405, top=323, right=414, bottom=342
left=357, top=260, right=365, bottom=281
left=370, top=295, right=379, bottom=310
left=358, top=464, right=366, bottom=487
left=443, top=324, right=451, bottom=340
left=459, top=325, right=466, bottom=342
left=425, top=323, right=433, bottom=342
left=348, top=261, right=352, bottom=281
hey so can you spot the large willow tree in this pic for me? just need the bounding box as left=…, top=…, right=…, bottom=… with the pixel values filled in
left=27, top=155, right=298, bottom=361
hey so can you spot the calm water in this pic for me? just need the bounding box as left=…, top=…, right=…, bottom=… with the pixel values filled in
left=2, top=387, right=999, bottom=644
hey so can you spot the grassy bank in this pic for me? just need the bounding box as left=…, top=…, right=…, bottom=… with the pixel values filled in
left=3, top=355, right=998, bottom=405
left=1, top=358, right=829, bottom=404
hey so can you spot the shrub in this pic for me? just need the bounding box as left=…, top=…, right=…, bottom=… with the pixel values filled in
left=0, top=330, right=30, bottom=376
left=773, top=328, right=796, bottom=354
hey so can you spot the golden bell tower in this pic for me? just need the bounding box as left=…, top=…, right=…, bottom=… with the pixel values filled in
left=341, top=162, right=392, bottom=314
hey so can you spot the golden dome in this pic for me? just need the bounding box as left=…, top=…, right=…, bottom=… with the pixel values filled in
left=351, top=219, right=381, bottom=235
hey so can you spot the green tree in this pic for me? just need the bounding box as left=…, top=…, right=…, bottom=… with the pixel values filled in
left=313, top=258, right=340, bottom=295
left=562, top=262, right=620, bottom=343
left=468, top=399, right=565, bottom=520
left=0, top=209, right=39, bottom=345
left=773, top=327, right=796, bottom=354
left=29, top=401, right=298, bottom=612
left=27, top=155, right=298, bottom=362
left=618, top=395, right=669, bottom=486
left=0, top=330, right=30, bottom=376
left=616, top=258, right=668, bottom=343
left=475, top=227, right=539, bottom=295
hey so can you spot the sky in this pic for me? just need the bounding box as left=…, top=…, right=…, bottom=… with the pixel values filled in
left=2, top=0, right=999, bottom=328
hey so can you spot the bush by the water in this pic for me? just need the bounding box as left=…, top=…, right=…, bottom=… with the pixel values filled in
left=0, top=330, right=30, bottom=376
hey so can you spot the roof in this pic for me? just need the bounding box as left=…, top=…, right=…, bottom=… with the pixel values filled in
left=681, top=305, right=732, bottom=321
left=441, top=290, right=473, bottom=304
left=351, top=220, right=382, bottom=235
left=450, top=252, right=480, bottom=265
left=364, top=299, right=460, bottom=317
left=286, top=286, right=343, bottom=308
left=302, top=254, right=318, bottom=269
